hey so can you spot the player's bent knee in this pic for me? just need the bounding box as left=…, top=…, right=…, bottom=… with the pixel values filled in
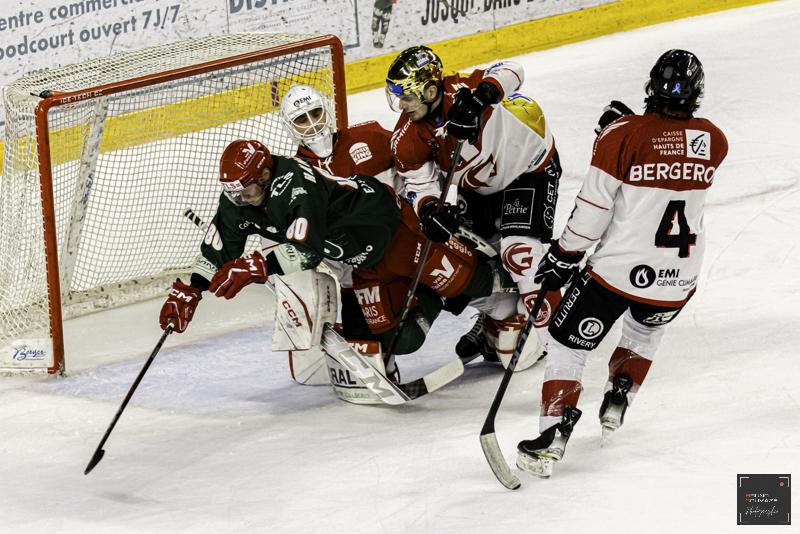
left=384, top=317, right=427, bottom=355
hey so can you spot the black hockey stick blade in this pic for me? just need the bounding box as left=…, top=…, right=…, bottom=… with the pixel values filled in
left=84, top=448, right=105, bottom=475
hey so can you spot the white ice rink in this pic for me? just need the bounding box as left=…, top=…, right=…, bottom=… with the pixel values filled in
left=2, top=2, right=799, bottom=532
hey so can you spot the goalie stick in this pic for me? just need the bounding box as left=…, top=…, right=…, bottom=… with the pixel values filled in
left=183, top=209, right=465, bottom=404
left=321, top=324, right=463, bottom=404
left=479, top=290, right=548, bottom=490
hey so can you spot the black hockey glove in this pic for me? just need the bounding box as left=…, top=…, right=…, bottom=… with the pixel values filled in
left=419, top=200, right=460, bottom=243
left=446, top=82, right=502, bottom=142
left=594, top=100, right=635, bottom=135
left=534, top=243, right=585, bottom=291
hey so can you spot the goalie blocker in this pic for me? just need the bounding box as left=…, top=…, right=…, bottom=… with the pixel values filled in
left=273, top=270, right=391, bottom=405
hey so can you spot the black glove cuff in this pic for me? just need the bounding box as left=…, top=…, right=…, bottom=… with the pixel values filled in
left=549, top=243, right=585, bottom=264
left=189, top=273, right=211, bottom=292
left=475, top=81, right=502, bottom=106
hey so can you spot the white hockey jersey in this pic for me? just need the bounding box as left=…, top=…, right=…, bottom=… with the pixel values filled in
left=391, top=62, right=555, bottom=210
left=560, top=113, right=728, bottom=305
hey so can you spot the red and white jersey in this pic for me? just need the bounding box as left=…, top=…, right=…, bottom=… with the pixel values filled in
left=296, top=120, right=401, bottom=192
left=390, top=62, right=555, bottom=211
left=560, top=113, right=728, bottom=305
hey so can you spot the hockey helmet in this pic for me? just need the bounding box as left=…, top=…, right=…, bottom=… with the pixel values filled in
left=385, top=46, right=443, bottom=112
left=219, top=139, right=273, bottom=206
left=646, top=49, right=704, bottom=113
left=280, top=85, right=336, bottom=158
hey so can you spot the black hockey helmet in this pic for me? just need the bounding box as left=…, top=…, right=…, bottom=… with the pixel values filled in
left=645, top=49, right=704, bottom=114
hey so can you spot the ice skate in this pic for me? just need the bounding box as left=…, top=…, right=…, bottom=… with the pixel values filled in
left=455, top=314, right=499, bottom=364
left=599, top=374, right=633, bottom=445
left=516, top=407, right=582, bottom=478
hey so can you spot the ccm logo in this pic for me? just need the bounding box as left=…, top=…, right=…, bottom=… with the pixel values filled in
left=282, top=300, right=302, bottom=327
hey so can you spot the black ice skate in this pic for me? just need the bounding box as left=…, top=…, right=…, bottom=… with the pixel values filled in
left=455, top=314, right=499, bottom=364
left=599, top=374, right=633, bottom=444
left=516, top=406, right=582, bottom=478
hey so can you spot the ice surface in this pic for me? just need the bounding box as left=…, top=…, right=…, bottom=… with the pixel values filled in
left=2, top=2, right=799, bottom=532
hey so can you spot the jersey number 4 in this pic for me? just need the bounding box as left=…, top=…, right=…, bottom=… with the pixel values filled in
left=655, top=200, right=697, bottom=258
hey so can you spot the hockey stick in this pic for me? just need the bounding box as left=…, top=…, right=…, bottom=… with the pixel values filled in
left=479, top=289, right=548, bottom=490
left=183, top=209, right=464, bottom=404
left=85, top=325, right=173, bottom=475
left=454, top=226, right=497, bottom=258
left=384, top=139, right=465, bottom=361
left=321, top=324, right=463, bottom=404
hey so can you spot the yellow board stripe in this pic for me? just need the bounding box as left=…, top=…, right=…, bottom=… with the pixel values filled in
left=345, top=0, right=776, bottom=93
left=0, top=0, right=776, bottom=170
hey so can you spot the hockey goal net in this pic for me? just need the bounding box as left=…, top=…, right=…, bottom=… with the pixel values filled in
left=0, top=33, right=347, bottom=374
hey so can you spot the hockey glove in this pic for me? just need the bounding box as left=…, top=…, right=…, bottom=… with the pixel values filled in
left=419, top=200, right=460, bottom=243
left=446, top=82, right=501, bottom=142
left=534, top=243, right=585, bottom=291
left=595, top=100, right=635, bottom=135
left=209, top=250, right=269, bottom=300
left=159, top=279, right=202, bottom=333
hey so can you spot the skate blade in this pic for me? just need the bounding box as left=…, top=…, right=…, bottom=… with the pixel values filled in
left=600, top=422, right=618, bottom=447
left=516, top=452, right=556, bottom=478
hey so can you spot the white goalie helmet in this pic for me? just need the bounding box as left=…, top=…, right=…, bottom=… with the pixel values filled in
left=280, top=85, right=336, bottom=158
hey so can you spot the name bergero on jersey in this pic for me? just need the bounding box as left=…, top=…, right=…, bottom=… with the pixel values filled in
left=628, top=162, right=717, bottom=183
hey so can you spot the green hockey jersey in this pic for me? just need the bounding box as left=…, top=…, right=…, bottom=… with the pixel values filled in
left=195, top=156, right=402, bottom=282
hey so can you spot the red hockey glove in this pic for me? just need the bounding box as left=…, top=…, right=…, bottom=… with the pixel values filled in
left=159, top=279, right=202, bottom=333
left=209, top=250, right=269, bottom=300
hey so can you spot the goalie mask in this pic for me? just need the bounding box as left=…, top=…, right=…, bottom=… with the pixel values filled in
left=385, top=46, right=443, bottom=113
left=280, top=85, right=335, bottom=158
left=219, top=139, right=273, bottom=206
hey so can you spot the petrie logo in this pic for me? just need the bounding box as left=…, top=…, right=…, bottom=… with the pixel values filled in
left=685, top=129, right=710, bottom=160
left=505, top=198, right=528, bottom=216
left=349, top=142, right=373, bottom=165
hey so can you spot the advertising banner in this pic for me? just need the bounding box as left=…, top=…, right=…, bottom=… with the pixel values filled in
left=0, top=0, right=613, bottom=132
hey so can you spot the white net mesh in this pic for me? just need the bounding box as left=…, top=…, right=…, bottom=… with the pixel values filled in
left=0, top=33, right=343, bottom=370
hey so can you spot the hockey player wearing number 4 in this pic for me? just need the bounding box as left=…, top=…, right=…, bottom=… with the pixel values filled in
left=515, top=50, right=728, bottom=478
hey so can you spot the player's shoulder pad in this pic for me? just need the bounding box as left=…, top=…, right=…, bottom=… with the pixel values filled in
left=348, top=120, right=392, bottom=138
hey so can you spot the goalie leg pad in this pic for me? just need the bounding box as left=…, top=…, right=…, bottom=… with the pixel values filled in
left=273, top=271, right=338, bottom=385
left=288, top=346, right=330, bottom=385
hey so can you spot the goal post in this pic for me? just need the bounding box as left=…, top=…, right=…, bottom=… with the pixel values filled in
left=0, top=33, right=348, bottom=375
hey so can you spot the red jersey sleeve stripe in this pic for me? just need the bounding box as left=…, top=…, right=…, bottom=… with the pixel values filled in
left=565, top=225, right=599, bottom=242
left=576, top=195, right=610, bottom=210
